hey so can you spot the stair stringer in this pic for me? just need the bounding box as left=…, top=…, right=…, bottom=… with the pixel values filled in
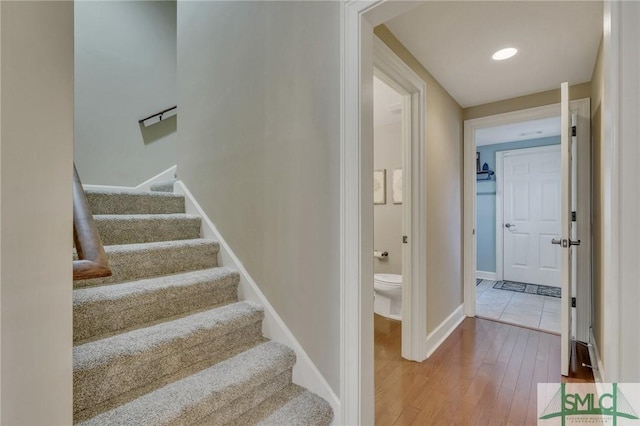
left=174, top=180, right=340, bottom=423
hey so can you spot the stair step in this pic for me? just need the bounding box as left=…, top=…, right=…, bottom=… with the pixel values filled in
left=74, top=267, right=240, bottom=342
left=85, top=189, right=185, bottom=215
left=73, top=302, right=265, bottom=419
left=150, top=179, right=177, bottom=193
left=226, top=384, right=333, bottom=426
left=74, top=239, right=219, bottom=288
left=94, top=214, right=201, bottom=245
left=77, top=341, right=296, bottom=426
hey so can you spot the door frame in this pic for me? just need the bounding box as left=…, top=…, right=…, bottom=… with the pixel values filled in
left=374, top=36, right=428, bottom=362
left=495, top=144, right=562, bottom=285
left=340, top=1, right=425, bottom=424
left=463, top=98, right=591, bottom=343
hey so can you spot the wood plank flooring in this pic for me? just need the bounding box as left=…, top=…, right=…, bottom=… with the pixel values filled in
left=374, top=315, right=593, bottom=425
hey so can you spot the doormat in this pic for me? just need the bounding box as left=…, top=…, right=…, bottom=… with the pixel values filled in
left=476, top=279, right=482, bottom=286
left=493, top=280, right=561, bottom=298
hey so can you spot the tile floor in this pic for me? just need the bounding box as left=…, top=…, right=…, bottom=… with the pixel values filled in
left=475, top=279, right=561, bottom=334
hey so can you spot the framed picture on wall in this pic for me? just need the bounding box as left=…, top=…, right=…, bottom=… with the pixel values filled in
left=374, top=169, right=386, bottom=204
left=392, top=169, right=403, bottom=204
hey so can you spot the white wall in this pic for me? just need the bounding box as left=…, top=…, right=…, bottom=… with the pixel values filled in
left=374, top=122, right=402, bottom=275
left=177, top=1, right=340, bottom=393
left=1, top=2, right=73, bottom=424
left=74, top=1, right=176, bottom=186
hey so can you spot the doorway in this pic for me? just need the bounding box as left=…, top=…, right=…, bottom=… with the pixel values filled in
left=464, top=100, right=591, bottom=342
left=476, top=137, right=563, bottom=333
left=372, top=36, right=428, bottom=362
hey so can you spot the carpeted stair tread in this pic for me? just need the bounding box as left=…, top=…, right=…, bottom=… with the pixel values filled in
left=73, top=239, right=219, bottom=288
left=74, top=267, right=240, bottom=342
left=77, top=341, right=296, bottom=426
left=73, top=302, right=265, bottom=416
left=94, top=213, right=201, bottom=245
left=150, top=179, right=177, bottom=192
left=227, top=384, right=333, bottom=426
left=85, top=189, right=185, bottom=215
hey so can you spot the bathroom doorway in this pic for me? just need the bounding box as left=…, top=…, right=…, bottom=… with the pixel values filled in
left=373, top=75, right=404, bottom=351
left=373, top=36, right=428, bottom=363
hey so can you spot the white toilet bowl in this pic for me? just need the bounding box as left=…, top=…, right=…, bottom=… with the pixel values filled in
left=374, top=273, right=403, bottom=321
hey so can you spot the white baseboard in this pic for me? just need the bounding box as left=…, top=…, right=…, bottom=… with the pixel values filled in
left=589, top=329, right=605, bottom=383
left=83, top=165, right=177, bottom=192
left=425, top=304, right=465, bottom=358
left=476, top=270, right=497, bottom=281
left=174, top=181, right=340, bottom=421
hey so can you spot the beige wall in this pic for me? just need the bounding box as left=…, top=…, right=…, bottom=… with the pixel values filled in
left=463, top=82, right=591, bottom=121
left=374, top=122, right=402, bottom=275
left=177, top=1, right=341, bottom=393
left=74, top=1, right=177, bottom=186
left=374, top=26, right=464, bottom=335
left=590, top=37, right=604, bottom=363
left=1, top=2, right=73, bottom=424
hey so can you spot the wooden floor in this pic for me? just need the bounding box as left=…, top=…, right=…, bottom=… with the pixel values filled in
left=374, top=315, right=593, bottom=425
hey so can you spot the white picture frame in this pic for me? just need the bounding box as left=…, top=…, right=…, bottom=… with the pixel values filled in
left=373, top=169, right=386, bottom=204
left=392, top=169, right=403, bottom=204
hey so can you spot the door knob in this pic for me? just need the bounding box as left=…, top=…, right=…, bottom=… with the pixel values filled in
left=551, top=238, right=562, bottom=245
left=569, top=239, right=581, bottom=246
left=505, top=223, right=515, bottom=228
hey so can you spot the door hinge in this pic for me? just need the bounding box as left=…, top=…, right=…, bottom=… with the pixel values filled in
left=402, top=235, right=408, bottom=244
left=572, top=211, right=577, bottom=222
left=571, top=297, right=577, bottom=308
left=572, top=126, right=577, bottom=137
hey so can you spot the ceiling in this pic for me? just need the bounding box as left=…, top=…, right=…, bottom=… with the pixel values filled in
left=374, top=76, right=403, bottom=126
left=475, top=116, right=560, bottom=146
left=385, top=1, right=603, bottom=108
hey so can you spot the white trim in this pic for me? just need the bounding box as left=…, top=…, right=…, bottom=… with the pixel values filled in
left=571, top=98, right=591, bottom=344
left=373, top=37, right=428, bottom=362
left=425, top=305, right=465, bottom=358
left=83, top=165, right=177, bottom=192
left=590, top=328, right=605, bottom=383
left=174, top=181, right=340, bottom=420
left=495, top=149, right=504, bottom=282
left=341, top=2, right=379, bottom=425
left=495, top=144, right=561, bottom=287
left=476, top=271, right=497, bottom=281
left=601, top=1, right=620, bottom=382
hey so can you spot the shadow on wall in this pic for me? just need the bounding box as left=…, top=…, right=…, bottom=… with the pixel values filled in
left=139, top=115, right=177, bottom=145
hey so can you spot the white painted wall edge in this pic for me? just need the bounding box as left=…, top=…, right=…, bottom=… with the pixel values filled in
left=425, top=304, right=465, bottom=358
left=83, top=165, right=177, bottom=192
left=174, top=181, right=340, bottom=423
left=476, top=271, right=497, bottom=281
left=589, top=329, right=605, bottom=383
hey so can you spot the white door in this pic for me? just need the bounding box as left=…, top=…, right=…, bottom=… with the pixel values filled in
left=559, top=82, right=573, bottom=376
left=502, top=146, right=562, bottom=286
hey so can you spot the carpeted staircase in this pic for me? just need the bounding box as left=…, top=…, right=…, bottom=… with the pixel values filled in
left=73, top=187, right=333, bottom=425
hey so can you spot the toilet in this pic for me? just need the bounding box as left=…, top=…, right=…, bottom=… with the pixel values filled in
left=374, top=273, right=403, bottom=321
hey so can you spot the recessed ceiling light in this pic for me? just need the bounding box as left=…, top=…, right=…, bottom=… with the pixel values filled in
left=492, top=47, right=518, bottom=61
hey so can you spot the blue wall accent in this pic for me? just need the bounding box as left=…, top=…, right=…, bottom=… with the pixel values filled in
left=476, top=136, right=560, bottom=273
